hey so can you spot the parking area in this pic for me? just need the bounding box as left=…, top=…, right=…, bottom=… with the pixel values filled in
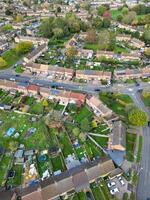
left=107, top=176, right=130, bottom=199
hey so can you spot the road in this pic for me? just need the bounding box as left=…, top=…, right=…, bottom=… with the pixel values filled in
left=0, top=71, right=150, bottom=199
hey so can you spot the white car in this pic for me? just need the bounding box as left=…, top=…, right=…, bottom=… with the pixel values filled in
left=120, top=179, right=125, bottom=186
left=110, top=188, right=119, bottom=195
left=107, top=181, right=116, bottom=188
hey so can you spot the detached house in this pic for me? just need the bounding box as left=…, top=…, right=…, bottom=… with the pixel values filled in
left=108, top=121, right=126, bottom=151
left=15, top=36, right=49, bottom=46
left=96, top=51, right=114, bottom=59
left=86, top=95, right=112, bottom=118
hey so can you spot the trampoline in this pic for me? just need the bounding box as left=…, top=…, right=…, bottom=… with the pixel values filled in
left=38, top=155, right=47, bottom=162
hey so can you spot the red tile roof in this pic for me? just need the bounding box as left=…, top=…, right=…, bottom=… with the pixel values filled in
left=27, top=84, right=40, bottom=92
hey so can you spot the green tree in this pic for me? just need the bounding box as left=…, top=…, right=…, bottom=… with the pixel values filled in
left=8, top=141, right=18, bottom=152
left=15, top=41, right=33, bottom=55
left=72, top=127, right=80, bottom=137
left=144, top=48, right=150, bottom=57
left=143, top=25, right=150, bottom=43
left=53, top=28, right=64, bottom=39
left=128, top=108, right=148, bottom=127
left=0, top=57, right=7, bottom=69
left=80, top=118, right=91, bottom=132
left=122, top=11, right=137, bottom=24
left=15, top=14, right=23, bottom=22
left=66, top=46, right=77, bottom=60
left=85, top=29, right=97, bottom=44
left=79, top=132, right=86, bottom=142
left=97, top=5, right=107, bottom=16
left=92, top=17, right=103, bottom=29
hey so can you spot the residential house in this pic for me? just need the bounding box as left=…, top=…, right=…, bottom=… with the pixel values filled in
left=86, top=95, right=112, bottom=118
left=26, top=85, right=40, bottom=96
left=76, top=70, right=111, bottom=82
left=130, top=38, right=145, bottom=49
left=15, top=36, right=49, bottom=46
left=23, top=44, right=48, bottom=63
left=0, top=40, right=9, bottom=53
left=77, top=49, right=93, bottom=59
left=108, top=121, right=126, bottom=151
left=25, top=63, right=74, bottom=80
left=114, top=67, right=150, bottom=80
left=116, top=34, right=131, bottom=42
left=0, top=79, right=18, bottom=91
left=120, top=52, right=141, bottom=61
left=96, top=51, right=114, bottom=59
left=20, top=158, right=116, bottom=200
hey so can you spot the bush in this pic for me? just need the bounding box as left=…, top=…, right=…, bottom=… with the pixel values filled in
left=0, top=57, right=7, bottom=69
left=15, top=41, right=33, bottom=55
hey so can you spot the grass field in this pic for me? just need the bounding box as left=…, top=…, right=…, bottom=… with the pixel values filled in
left=126, top=133, right=137, bottom=162
left=74, top=106, right=93, bottom=123
left=0, top=154, right=12, bottom=186
left=0, top=110, right=48, bottom=150
left=2, top=49, right=22, bottom=68
left=51, top=155, right=64, bottom=172
left=84, top=43, right=99, bottom=52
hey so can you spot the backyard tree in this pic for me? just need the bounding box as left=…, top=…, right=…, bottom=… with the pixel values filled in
left=9, top=141, right=18, bottom=152
left=15, top=14, right=23, bottom=22
left=92, top=17, right=103, bottom=29
left=15, top=41, right=33, bottom=55
left=143, top=26, right=150, bottom=43
left=144, top=48, right=150, bottom=57
left=122, top=11, right=137, bottom=25
left=98, top=30, right=116, bottom=50
left=79, top=132, right=86, bottom=142
left=0, top=57, right=7, bottom=69
left=80, top=118, right=91, bottom=132
left=128, top=108, right=148, bottom=127
left=97, top=5, right=107, bottom=16
left=66, top=46, right=77, bottom=60
left=85, top=29, right=97, bottom=44
left=53, top=28, right=64, bottom=39
left=42, top=99, right=49, bottom=107
left=72, top=127, right=80, bottom=138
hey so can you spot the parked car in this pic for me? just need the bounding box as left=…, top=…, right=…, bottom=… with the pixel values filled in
left=110, top=188, right=119, bottom=195
left=119, top=179, right=125, bottom=186
left=148, top=121, right=150, bottom=127
left=107, top=181, right=116, bottom=188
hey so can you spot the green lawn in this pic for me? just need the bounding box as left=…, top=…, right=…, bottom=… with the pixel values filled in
left=30, top=102, right=44, bottom=115
left=126, top=133, right=137, bottom=162
left=2, top=49, right=22, bottom=68
left=74, top=106, right=93, bottom=123
left=0, top=110, right=48, bottom=150
left=91, top=183, right=106, bottom=200
left=111, top=9, right=122, bottom=20
left=77, top=192, right=87, bottom=200
left=11, top=164, right=23, bottom=186
left=84, top=43, right=99, bottom=52
left=84, top=140, right=101, bottom=159
left=92, top=136, right=108, bottom=148
left=37, top=154, right=51, bottom=177
left=15, top=65, right=24, bottom=73
left=51, top=155, right=64, bottom=172
left=58, top=133, right=74, bottom=157
left=99, top=92, right=133, bottom=118
left=136, top=135, right=143, bottom=163
left=141, top=92, right=150, bottom=107
left=0, top=154, right=12, bottom=186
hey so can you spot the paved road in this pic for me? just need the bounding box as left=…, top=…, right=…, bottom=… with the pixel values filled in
left=0, top=71, right=150, bottom=199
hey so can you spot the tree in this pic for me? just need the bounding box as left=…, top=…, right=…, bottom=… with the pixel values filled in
left=102, top=18, right=111, bottom=28
left=143, top=26, right=150, bottom=43
left=97, top=5, right=107, bottom=16
left=121, top=6, right=129, bottom=15
left=66, top=46, right=77, bottom=60
left=117, top=14, right=123, bottom=22
left=128, top=108, right=148, bottom=127
left=15, top=14, right=23, bottom=22
left=8, top=141, right=18, bottom=152
left=85, top=29, right=97, bottom=44
left=72, top=127, right=80, bottom=137
left=80, top=118, right=91, bottom=132
left=103, top=11, right=111, bottom=19
left=144, top=48, right=150, bottom=57
left=0, top=57, right=7, bottom=68
left=53, top=28, right=64, bottom=39
left=79, top=132, right=86, bottom=142
left=98, top=30, right=116, bottom=51
left=42, top=99, right=49, bottom=107
left=15, top=41, right=33, bottom=55
left=92, top=17, right=103, bottom=29
left=92, top=121, right=97, bottom=128
left=122, top=11, right=137, bottom=25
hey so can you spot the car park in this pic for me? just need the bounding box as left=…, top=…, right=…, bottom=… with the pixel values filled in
left=107, top=181, right=116, bottom=188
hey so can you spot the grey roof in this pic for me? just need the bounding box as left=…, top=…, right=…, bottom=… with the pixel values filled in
left=111, top=121, right=126, bottom=148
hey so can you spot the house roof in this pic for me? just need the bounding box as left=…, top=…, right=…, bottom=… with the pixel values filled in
left=27, top=84, right=40, bottom=92
left=72, top=171, right=89, bottom=192
left=110, top=121, right=126, bottom=148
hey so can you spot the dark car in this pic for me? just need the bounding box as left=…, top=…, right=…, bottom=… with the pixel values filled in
left=94, top=88, right=101, bottom=92
left=148, top=121, right=150, bottom=127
